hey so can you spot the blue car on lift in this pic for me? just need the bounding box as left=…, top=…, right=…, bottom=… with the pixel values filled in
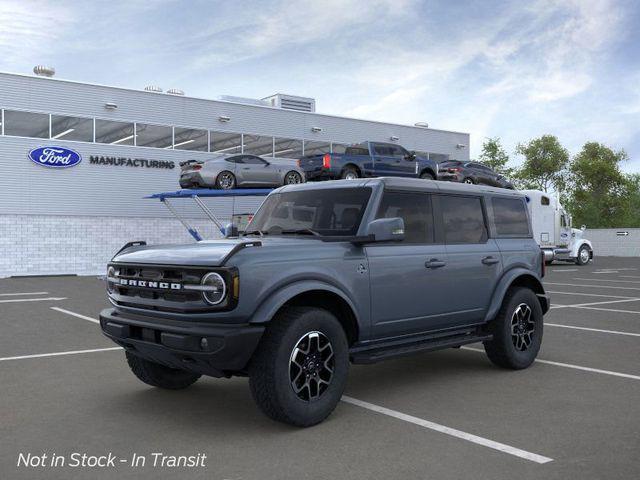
left=298, top=141, right=438, bottom=181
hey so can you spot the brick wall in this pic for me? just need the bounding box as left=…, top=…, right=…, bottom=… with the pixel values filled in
left=0, top=215, right=226, bottom=278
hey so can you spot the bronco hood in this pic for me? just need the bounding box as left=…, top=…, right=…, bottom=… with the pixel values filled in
left=112, top=240, right=260, bottom=267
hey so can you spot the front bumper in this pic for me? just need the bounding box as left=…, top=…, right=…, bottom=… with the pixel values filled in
left=99, top=308, right=264, bottom=377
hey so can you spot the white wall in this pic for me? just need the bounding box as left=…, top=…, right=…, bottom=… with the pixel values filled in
left=584, top=228, right=640, bottom=257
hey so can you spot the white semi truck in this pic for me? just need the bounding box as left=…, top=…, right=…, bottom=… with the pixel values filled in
left=521, top=190, right=593, bottom=265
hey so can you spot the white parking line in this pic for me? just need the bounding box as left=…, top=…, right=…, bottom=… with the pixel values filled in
left=550, top=298, right=640, bottom=309
left=621, top=275, right=640, bottom=279
left=51, top=307, right=99, bottom=324
left=573, top=306, right=640, bottom=315
left=545, top=282, right=640, bottom=291
left=461, top=347, right=640, bottom=381
left=545, top=290, right=637, bottom=299
left=0, top=347, right=122, bottom=362
left=0, top=292, right=49, bottom=296
left=341, top=396, right=553, bottom=464
left=574, top=277, right=640, bottom=284
left=548, top=269, right=578, bottom=272
left=593, top=271, right=619, bottom=274
left=546, top=323, right=640, bottom=337
left=0, top=297, right=67, bottom=304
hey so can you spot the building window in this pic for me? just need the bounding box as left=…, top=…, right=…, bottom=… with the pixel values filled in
left=243, top=135, right=274, bottom=156
left=274, top=137, right=303, bottom=158
left=210, top=131, right=242, bottom=154
left=95, top=119, right=135, bottom=145
left=135, top=123, right=172, bottom=149
left=51, top=115, right=93, bottom=142
left=3, top=110, right=49, bottom=138
left=173, top=127, right=208, bottom=151
left=303, top=140, right=331, bottom=156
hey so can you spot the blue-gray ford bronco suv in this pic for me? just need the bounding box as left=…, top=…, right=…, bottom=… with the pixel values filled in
left=100, top=178, right=549, bottom=427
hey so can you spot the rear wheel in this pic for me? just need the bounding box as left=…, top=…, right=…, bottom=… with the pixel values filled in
left=216, top=171, right=236, bottom=190
left=483, top=287, right=543, bottom=369
left=341, top=167, right=359, bottom=180
left=576, top=245, right=591, bottom=265
left=420, top=171, right=435, bottom=180
left=463, top=177, right=475, bottom=184
left=284, top=171, right=303, bottom=185
left=248, top=307, right=349, bottom=427
left=125, top=352, right=201, bottom=390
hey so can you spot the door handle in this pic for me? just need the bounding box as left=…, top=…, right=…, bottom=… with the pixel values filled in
left=425, top=258, right=446, bottom=269
left=242, top=167, right=250, bottom=170
left=482, top=256, right=500, bottom=265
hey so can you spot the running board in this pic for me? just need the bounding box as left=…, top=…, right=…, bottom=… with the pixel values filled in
left=350, top=332, right=492, bottom=364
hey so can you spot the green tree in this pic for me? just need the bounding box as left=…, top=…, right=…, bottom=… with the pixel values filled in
left=478, top=137, right=513, bottom=177
left=514, top=135, right=569, bottom=192
left=566, top=142, right=637, bottom=228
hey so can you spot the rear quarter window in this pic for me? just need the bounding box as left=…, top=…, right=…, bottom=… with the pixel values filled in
left=492, top=197, right=531, bottom=237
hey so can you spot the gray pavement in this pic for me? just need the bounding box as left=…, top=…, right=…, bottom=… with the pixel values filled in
left=1, top=257, right=639, bottom=479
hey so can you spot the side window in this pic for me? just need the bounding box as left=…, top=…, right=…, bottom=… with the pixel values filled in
left=388, top=145, right=407, bottom=158
left=225, top=156, right=243, bottom=164
left=376, top=191, right=434, bottom=244
left=492, top=197, right=530, bottom=237
left=243, top=155, right=267, bottom=165
left=373, top=144, right=391, bottom=156
left=440, top=195, right=488, bottom=244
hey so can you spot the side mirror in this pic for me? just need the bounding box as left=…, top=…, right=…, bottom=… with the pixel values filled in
left=364, top=217, right=405, bottom=242
left=224, top=223, right=239, bottom=238
left=404, top=151, right=416, bottom=161
left=581, top=225, right=586, bottom=231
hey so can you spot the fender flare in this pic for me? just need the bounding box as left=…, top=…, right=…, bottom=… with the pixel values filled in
left=248, top=280, right=360, bottom=326
left=419, top=167, right=437, bottom=179
left=571, top=239, right=593, bottom=258
left=484, top=268, right=547, bottom=322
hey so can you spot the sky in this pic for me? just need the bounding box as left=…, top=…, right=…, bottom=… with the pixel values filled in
left=1, top=0, right=639, bottom=171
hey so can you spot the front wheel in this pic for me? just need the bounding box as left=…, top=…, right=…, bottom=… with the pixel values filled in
left=483, top=287, right=543, bottom=370
left=216, top=171, right=236, bottom=190
left=248, top=307, right=349, bottom=427
left=420, top=171, right=435, bottom=180
left=125, top=352, right=201, bottom=389
left=576, top=245, right=591, bottom=265
left=284, top=171, right=303, bottom=185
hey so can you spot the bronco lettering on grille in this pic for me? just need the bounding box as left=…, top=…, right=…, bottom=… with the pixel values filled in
left=118, top=279, right=182, bottom=290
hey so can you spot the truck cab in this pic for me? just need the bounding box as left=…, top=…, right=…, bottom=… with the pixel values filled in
left=522, top=190, right=593, bottom=265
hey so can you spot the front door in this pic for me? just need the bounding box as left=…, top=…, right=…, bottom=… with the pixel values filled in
left=367, top=190, right=454, bottom=339
left=438, top=194, right=502, bottom=326
left=237, top=155, right=275, bottom=185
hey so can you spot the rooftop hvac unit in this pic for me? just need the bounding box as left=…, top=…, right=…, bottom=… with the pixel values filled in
left=167, top=88, right=185, bottom=96
left=262, top=94, right=316, bottom=112
left=144, top=85, right=163, bottom=93
left=33, top=65, right=55, bottom=77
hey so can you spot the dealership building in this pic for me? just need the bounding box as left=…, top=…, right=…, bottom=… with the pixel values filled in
left=0, top=69, right=470, bottom=278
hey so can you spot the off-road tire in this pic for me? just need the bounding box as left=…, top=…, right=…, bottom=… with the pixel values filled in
left=420, top=171, right=435, bottom=180
left=125, top=352, right=201, bottom=390
left=576, top=245, right=591, bottom=266
left=483, top=287, right=543, bottom=370
left=341, top=166, right=359, bottom=180
left=248, top=307, right=349, bottom=427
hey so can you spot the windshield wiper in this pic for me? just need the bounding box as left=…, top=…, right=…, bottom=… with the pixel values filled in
left=280, top=228, right=321, bottom=236
left=243, top=230, right=266, bottom=236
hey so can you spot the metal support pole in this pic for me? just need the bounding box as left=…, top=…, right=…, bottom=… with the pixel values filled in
left=162, top=198, right=203, bottom=241
left=192, top=195, right=224, bottom=233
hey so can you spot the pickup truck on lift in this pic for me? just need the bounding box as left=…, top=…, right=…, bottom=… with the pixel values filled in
left=298, top=141, right=438, bottom=181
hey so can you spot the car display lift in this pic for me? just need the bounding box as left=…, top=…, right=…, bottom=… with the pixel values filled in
left=146, top=188, right=273, bottom=241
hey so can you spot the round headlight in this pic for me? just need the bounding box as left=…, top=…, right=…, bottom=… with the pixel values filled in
left=201, top=272, right=226, bottom=305
left=106, top=266, right=116, bottom=293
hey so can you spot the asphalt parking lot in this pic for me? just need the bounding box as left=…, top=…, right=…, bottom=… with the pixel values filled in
left=1, top=257, right=640, bottom=480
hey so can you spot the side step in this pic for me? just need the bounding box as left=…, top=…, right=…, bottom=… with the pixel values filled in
left=350, top=331, right=492, bottom=364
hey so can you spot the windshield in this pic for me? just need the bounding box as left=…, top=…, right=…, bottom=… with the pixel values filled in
left=245, top=187, right=372, bottom=237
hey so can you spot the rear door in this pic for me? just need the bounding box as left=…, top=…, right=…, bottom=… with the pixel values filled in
left=367, top=190, right=453, bottom=338
left=438, top=194, right=502, bottom=326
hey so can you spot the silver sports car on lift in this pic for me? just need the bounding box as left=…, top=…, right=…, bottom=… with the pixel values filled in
left=179, top=154, right=306, bottom=189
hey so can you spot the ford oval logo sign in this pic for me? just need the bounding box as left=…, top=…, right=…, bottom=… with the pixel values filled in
left=28, top=146, right=82, bottom=168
